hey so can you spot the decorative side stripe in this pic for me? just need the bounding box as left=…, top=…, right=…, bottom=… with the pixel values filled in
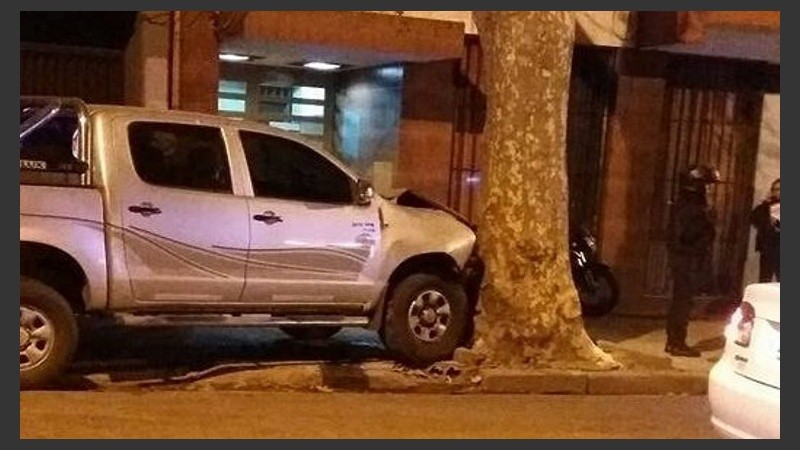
left=22, top=213, right=368, bottom=278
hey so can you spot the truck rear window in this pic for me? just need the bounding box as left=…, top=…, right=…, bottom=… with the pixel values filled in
left=20, top=100, right=88, bottom=186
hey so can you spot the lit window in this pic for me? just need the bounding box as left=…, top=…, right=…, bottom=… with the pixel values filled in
left=291, top=104, right=324, bottom=118
left=218, top=98, right=245, bottom=113
left=293, top=86, right=325, bottom=101
left=218, top=80, right=247, bottom=115
left=219, top=80, right=246, bottom=95
left=268, top=121, right=301, bottom=132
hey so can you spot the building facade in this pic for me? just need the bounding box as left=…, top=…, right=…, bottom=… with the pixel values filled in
left=23, top=11, right=779, bottom=315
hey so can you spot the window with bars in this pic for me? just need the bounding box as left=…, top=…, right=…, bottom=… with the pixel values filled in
left=218, top=80, right=246, bottom=117
left=642, top=59, right=763, bottom=301
left=258, top=85, right=326, bottom=138
left=217, top=79, right=328, bottom=141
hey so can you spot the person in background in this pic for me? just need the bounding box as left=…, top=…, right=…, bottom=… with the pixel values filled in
left=751, top=178, right=780, bottom=282
left=666, top=165, right=721, bottom=357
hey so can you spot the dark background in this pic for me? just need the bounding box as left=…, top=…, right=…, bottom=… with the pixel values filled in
left=20, top=12, right=138, bottom=49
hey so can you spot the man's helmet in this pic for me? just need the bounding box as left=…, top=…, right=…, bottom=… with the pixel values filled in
left=680, top=164, right=721, bottom=193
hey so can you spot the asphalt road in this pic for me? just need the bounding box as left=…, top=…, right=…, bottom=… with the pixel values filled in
left=20, top=391, right=718, bottom=438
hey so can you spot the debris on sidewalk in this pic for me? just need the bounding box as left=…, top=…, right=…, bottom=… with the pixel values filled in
left=453, top=347, right=486, bottom=367
left=427, top=361, right=463, bottom=383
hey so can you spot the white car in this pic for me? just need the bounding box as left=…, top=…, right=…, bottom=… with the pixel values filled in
left=709, top=282, right=780, bottom=439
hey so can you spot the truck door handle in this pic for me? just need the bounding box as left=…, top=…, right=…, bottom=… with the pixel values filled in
left=253, top=211, right=282, bottom=225
left=128, top=203, right=161, bottom=217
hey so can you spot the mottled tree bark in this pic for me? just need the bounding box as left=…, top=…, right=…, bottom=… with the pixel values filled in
left=472, top=11, right=616, bottom=369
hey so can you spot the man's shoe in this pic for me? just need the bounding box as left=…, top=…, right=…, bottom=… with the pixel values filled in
left=665, top=343, right=701, bottom=358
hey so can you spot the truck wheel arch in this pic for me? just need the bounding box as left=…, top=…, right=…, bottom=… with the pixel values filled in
left=20, top=242, right=89, bottom=314
left=368, top=252, right=462, bottom=331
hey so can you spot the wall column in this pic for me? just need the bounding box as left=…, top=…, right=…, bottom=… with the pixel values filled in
left=176, top=12, right=219, bottom=114
left=396, top=61, right=458, bottom=204
left=742, top=94, right=781, bottom=286
left=124, top=11, right=169, bottom=109
left=597, top=75, right=667, bottom=315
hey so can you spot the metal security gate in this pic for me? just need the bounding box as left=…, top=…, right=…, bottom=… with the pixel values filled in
left=566, top=46, right=616, bottom=235
left=643, top=58, right=762, bottom=302
left=448, top=43, right=617, bottom=232
left=448, top=35, right=484, bottom=223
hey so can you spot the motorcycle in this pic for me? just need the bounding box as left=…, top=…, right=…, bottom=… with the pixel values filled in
left=570, top=226, right=619, bottom=316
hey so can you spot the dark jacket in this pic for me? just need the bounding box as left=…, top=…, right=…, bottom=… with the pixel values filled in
left=750, top=200, right=780, bottom=253
left=668, top=191, right=716, bottom=257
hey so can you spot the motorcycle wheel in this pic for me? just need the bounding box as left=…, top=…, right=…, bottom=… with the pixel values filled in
left=577, top=264, right=619, bottom=317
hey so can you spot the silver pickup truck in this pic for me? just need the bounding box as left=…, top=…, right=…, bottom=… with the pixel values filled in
left=19, top=97, right=483, bottom=388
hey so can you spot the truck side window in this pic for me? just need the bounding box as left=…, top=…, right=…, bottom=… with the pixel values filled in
left=240, top=131, right=353, bottom=204
left=128, top=122, right=232, bottom=194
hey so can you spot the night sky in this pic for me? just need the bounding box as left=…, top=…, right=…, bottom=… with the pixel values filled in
left=20, top=12, right=138, bottom=49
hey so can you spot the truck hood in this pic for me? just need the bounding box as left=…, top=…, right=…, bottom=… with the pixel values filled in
left=380, top=190, right=477, bottom=268
left=391, top=190, right=477, bottom=231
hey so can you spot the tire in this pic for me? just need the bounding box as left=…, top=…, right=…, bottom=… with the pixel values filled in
left=280, top=327, right=341, bottom=341
left=20, top=277, right=79, bottom=390
left=577, top=264, right=620, bottom=317
left=382, top=274, right=469, bottom=366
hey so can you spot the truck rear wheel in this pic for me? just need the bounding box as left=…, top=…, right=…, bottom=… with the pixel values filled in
left=20, top=277, right=78, bottom=390
left=382, top=274, right=469, bottom=366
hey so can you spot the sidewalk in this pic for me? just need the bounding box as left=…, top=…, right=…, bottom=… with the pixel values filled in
left=72, top=315, right=727, bottom=395
left=582, top=314, right=726, bottom=394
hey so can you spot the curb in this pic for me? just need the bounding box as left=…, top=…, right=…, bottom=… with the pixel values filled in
left=83, top=363, right=709, bottom=396
left=478, top=369, right=587, bottom=394
left=586, top=371, right=708, bottom=395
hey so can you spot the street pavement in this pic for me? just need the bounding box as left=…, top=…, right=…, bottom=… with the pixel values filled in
left=20, top=391, right=719, bottom=438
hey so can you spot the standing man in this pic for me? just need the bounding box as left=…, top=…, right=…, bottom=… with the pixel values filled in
left=666, top=165, right=720, bottom=357
left=751, top=178, right=780, bottom=282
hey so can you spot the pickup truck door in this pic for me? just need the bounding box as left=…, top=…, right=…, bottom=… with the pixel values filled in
left=115, top=120, right=249, bottom=304
left=235, top=131, right=382, bottom=306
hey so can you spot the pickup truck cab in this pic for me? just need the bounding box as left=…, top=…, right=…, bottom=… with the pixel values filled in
left=20, top=96, right=483, bottom=388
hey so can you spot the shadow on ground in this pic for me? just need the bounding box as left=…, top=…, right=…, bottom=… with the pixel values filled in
left=68, top=324, right=387, bottom=388
left=692, top=335, right=725, bottom=352
left=584, top=315, right=665, bottom=344
left=585, top=299, right=734, bottom=344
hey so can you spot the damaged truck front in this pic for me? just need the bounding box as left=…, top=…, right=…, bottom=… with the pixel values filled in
left=19, top=96, right=483, bottom=388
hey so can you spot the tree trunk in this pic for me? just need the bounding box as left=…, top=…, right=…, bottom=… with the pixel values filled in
left=472, top=11, right=616, bottom=369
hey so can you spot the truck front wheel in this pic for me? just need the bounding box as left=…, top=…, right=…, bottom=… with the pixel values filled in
left=382, top=274, right=469, bottom=366
left=20, top=277, right=78, bottom=390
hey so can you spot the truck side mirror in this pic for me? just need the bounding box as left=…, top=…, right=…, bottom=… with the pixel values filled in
left=356, top=179, right=374, bottom=206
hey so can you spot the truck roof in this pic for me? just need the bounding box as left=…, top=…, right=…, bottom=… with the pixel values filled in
left=23, top=95, right=302, bottom=140
left=86, top=103, right=250, bottom=128
left=83, top=103, right=335, bottom=159
left=20, top=95, right=359, bottom=181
